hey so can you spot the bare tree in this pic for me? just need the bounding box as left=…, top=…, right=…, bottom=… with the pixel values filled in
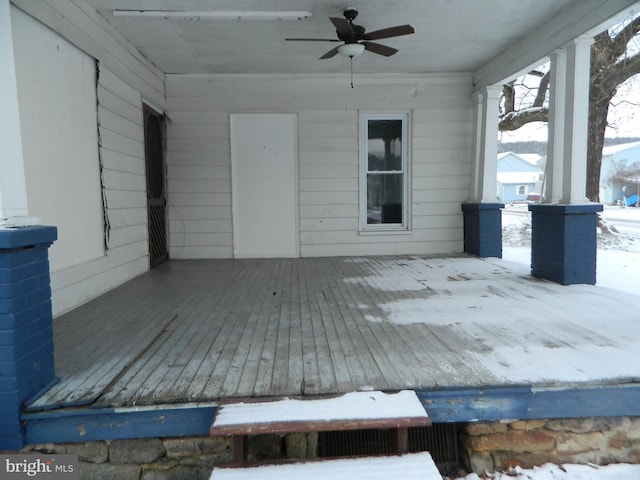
left=499, top=15, right=640, bottom=202
left=608, top=160, right=640, bottom=205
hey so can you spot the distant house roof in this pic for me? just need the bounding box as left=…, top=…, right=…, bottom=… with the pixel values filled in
left=497, top=152, right=543, bottom=173
left=602, top=141, right=640, bottom=156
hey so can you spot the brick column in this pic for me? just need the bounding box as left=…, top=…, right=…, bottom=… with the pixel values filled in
left=0, top=226, right=57, bottom=449
left=529, top=204, right=602, bottom=285
left=461, top=203, right=504, bottom=258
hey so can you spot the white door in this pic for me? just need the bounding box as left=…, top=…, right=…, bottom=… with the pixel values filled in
left=230, top=114, right=299, bottom=258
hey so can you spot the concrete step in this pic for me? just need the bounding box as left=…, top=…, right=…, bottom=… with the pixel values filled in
left=210, top=452, right=443, bottom=480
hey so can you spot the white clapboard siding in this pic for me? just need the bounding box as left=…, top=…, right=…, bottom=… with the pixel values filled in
left=51, top=67, right=152, bottom=316
left=166, top=74, right=473, bottom=259
left=11, top=2, right=163, bottom=315
left=12, top=0, right=164, bottom=106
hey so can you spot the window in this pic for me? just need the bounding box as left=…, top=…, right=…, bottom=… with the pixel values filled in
left=360, top=113, right=409, bottom=231
left=516, top=185, right=528, bottom=196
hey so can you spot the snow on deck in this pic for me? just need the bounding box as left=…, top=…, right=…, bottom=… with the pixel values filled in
left=212, top=391, right=428, bottom=431
left=35, top=254, right=640, bottom=411
left=211, top=452, right=442, bottom=480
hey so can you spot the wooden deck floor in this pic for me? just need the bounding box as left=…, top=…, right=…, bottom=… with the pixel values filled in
left=28, top=255, right=640, bottom=411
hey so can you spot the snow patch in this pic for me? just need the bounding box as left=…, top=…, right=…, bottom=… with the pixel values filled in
left=452, top=462, right=640, bottom=480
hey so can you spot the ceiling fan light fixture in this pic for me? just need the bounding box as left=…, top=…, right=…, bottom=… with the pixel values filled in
left=338, top=43, right=365, bottom=57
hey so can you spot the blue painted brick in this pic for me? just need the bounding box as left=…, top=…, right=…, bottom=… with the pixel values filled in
left=0, top=295, right=28, bottom=315
left=0, top=423, right=26, bottom=450
left=0, top=420, right=23, bottom=437
left=0, top=317, right=48, bottom=345
left=462, top=203, right=504, bottom=258
left=0, top=304, right=42, bottom=330
left=0, top=375, right=18, bottom=391
left=0, top=227, right=56, bottom=450
left=0, top=248, right=48, bottom=269
left=27, top=286, right=52, bottom=305
left=0, top=329, right=52, bottom=362
left=0, top=260, right=48, bottom=284
left=530, top=204, right=601, bottom=285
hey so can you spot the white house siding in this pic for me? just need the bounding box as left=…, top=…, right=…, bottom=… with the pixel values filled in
left=11, top=1, right=166, bottom=315
left=12, top=7, right=104, bottom=272
left=166, top=74, right=472, bottom=259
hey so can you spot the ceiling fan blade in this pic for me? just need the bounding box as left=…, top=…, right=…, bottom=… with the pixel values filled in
left=362, top=24, right=415, bottom=41
left=362, top=42, right=398, bottom=57
left=319, top=46, right=340, bottom=59
left=286, top=38, right=341, bottom=42
left=329, top=17, right=355, bottom=41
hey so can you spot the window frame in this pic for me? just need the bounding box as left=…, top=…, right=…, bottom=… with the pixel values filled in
left=359, top=112, right=411, bottom=233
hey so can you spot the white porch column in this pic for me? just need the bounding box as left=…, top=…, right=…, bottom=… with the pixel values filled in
left=0, top=0, right=37, bottom=226
left=469, top=86, right=501, bottom=203
left=544, top=48, right=567, bottom=204
left=560, top=36, right=593, bottom=204
left=463, top=85, right=503, bottom=258
left=468, top=91, right=484, bottom=202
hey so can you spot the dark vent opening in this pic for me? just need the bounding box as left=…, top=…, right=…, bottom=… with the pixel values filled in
left=318, top=423, right=461, bottom=476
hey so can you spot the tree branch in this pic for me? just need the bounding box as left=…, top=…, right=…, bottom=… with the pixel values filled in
left=502, top=82, right=516, bottom=114
left=609, top=16, right=640, bottom=60
left=533, top=71, right=550, bottom=107
left=603, top=52, right=640, bottom=92
left=499, top=106, right=548, bottom=131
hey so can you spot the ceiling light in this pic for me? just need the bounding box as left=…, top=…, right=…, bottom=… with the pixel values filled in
left=112, top=10, right=312, bottom=21
left=338, top=43, right=365, bottom=57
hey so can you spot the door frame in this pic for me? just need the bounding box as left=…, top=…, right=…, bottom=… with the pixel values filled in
left=143, top=103, right=168, bottom=268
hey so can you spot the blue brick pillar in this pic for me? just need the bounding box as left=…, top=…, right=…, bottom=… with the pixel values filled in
left=529, top=204, right=602, bottom=285
left=461, top=203, right=505, bottom=258
left=0, top=226, right=57, bottom=450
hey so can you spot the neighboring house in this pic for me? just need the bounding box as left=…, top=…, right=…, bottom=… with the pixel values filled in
left=497, top=152, right=543, bottom=203
left=600, top=141, right=640, bottom=205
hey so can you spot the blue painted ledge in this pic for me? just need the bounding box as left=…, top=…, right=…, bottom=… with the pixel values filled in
left=23, top=404, right=217, bottom=445
left=0, top=226, right=57, bottom=249
left=21, top=383, right=640, bottom=444
left=418, top=383, right=640, bottom=423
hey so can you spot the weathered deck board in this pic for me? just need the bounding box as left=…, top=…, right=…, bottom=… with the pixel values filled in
left=29, top=255, right=640, bottom=411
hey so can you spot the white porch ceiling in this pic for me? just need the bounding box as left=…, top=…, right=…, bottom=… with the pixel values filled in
left=85, top=0, right=634, bottom=77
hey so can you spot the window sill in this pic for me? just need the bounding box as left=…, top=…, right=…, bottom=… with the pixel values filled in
left=359, top=228, right=413, bottom=236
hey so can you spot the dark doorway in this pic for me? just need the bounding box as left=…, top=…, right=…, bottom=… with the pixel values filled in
left=143, top=104, right=168, bottom=268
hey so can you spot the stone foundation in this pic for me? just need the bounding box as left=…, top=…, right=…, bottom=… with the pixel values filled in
left=462, top=417, right=640, bottom=474
left=22, top=433, right=318, bottom=480
left=18, top=417, right=640, bottom=478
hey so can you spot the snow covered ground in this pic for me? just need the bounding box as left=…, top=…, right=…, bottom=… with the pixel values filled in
left=453, top=462, right=640, bottom=480
left=449, top=206, right=640, bottom=480
left=502, top=205, right=640, bottom=296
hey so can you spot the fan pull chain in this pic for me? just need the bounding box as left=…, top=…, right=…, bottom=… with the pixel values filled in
left=350, top=56, right=354, bottom=88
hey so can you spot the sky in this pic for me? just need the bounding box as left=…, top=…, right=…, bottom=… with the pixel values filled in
left=498, top=65, right=640, bottom=143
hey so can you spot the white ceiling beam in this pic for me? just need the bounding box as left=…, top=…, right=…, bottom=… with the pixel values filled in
left=473, top=0, right=640, bottom=89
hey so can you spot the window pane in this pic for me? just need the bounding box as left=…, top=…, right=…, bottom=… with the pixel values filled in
left=366, top=173, right=403, bottom=224
left=367, top=119, right=403, bottom=172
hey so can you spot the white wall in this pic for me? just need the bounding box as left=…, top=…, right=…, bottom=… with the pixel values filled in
left=10, top=1, right=165, bottom=315
left=166, top=74, right=473, bottom=258
left=12, top=7, right=104, bottom=272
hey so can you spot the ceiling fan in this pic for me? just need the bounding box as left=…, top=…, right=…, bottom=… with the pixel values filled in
left=286, top=7, right=415, bottom=60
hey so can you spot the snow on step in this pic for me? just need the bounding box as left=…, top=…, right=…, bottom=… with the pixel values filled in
left=210, top=452, right=442, bottom=480
left=210, top=390, right=430, bottom=435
